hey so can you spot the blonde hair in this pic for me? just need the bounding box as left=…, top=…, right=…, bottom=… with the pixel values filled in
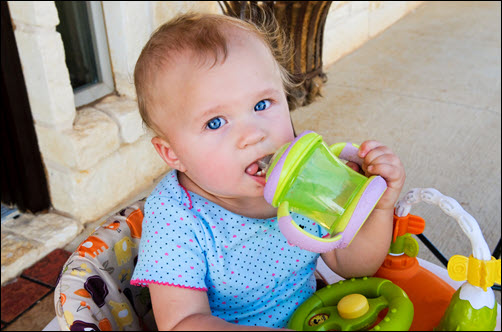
left=134, top=12, right=296, bottom=133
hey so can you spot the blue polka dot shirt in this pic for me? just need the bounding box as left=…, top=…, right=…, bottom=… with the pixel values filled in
left=131, top=170, right=328, bottom=328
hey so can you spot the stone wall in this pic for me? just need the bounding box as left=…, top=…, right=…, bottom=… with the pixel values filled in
left=7, top=1, right=423, bottom=225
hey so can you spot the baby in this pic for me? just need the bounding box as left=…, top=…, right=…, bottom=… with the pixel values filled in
left=131, top=12, right=405, bottom=330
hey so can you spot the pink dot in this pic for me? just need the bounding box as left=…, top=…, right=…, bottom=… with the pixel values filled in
left=190, top=266, right=194, bottom=269
left=178, top=275, right=182, bottom=277
left=242, top=245, right=246, bottom=248
left=189, top=239, right=193, bottom=242
left=155, top=260, right=158, bottom=263
left=272, top=273, right=275, bottom=276
left=166, top=223, right=170, bottom=226
left=269, top=315, right=272, bottom=318
left=296, top=259, right=299, bottom=262
left=271, top=219, right=275, bottom=222
left=205, top=202, right=208, bottom=204
left=177, top=245, right=181, bottom=248
left=220, top=218, right=223, bottom=221
left=155, top=231, right=158, bottom=234
left=152, top=212, right=154, bottom=214
left=212, top=226, right=216, bottom=229
left=197, top=209, right=201, bottom=212
left=165, top=253, right=168, bottom=256
left=266, top=285, right=269, bottom=288
left=219, top=255, right=223, bottom=258
left=161, top=202, right=164, bottom=205
left=241, top=223, right=245, bottom=226
left=222, top=281, right=226, bottom=284
left=180, top=217, right=183, bottom=221
left=276, top=260, right=279, bottom=263
left=193, top=215, right=197, bottom=218
left=146, top=269, right=149, bottom=272
left=295, top=302, right=299, bottom=305
left=231, top=271, right=234, bottom=274
left=222, top=301, right=226, bottom=304
left=233, top=235, right=237, bottom=238
left=147, top=240, right=149, bottom=243
left=246, top=286, right=249, bottom=289
left=224, top=245, right=228, bottom=248
left=234, top=295, right=238, bottom=298
left=159, top=191, right=162, bottom=194
left=281, top=247, right=284, bottom=250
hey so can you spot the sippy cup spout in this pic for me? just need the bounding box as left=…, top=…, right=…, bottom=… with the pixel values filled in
left=257, top=154, right=274, bottom=174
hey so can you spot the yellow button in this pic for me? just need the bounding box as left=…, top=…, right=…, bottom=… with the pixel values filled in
left=337, top=294, right=369, bottom=319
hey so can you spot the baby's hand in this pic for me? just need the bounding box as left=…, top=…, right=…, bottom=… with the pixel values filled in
left=357, top=141, right=406, bottom=211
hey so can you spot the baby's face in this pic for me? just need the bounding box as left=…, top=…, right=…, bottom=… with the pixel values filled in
left=153, top=29, right=295, bottom=201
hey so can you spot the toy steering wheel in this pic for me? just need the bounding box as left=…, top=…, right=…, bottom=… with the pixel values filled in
left=288, top=277, right=414, bottom=331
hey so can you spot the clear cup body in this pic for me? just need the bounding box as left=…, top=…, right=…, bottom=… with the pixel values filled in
left=283, top=142, right=368, bottom=233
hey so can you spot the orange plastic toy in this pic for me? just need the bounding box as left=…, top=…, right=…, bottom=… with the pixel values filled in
left=373, top=213, right=456, bottom=331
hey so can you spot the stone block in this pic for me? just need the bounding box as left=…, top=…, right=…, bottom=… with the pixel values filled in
left=8, top=1, right=59, bottom=28
left=102, top=2, right=151, bottom=99
left=94, top=95, right=146, bottom=143
left=35, top=107, right=120, bottom=170
left=369, top=1, right=408, bottom=38
left=324, top=7, right=369, bottom=66
left=1, top=229, right=44, bottom=285
left=153, top=1, right=220, bottom=29
left=13, top=28, right=75, bottom=129
left=47, top=136, right=169, bottom=223
left=327, top=2, right=351, bottom=24
left=2, top=213, right=83, bottom=250
left=350, top=1, right=370, bottom=16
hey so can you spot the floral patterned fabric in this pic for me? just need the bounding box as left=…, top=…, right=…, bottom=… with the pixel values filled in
left=54, top=199, right=157, bottom=331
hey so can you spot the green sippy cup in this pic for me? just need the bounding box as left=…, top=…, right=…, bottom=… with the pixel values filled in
left=263, top=131, right=387, bottom=253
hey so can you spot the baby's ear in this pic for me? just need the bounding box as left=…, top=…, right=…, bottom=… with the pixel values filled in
left=151, top=136, right=186, bottom=172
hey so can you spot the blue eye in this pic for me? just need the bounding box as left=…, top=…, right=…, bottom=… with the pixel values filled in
left=254, top=99, right=271, bottom=111
left=206, top=117, right=226, bottom=130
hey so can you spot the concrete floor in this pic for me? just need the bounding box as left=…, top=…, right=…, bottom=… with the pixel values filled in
left=291, top=1, right=501, bottom=271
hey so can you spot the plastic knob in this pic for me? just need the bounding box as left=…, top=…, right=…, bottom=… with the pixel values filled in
left=337, top=294, right=369, bottom=319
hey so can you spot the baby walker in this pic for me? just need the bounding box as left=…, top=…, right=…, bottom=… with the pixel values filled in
left=262, top=131, right=501, bottom=331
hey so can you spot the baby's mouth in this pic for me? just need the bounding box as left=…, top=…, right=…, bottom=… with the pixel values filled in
left=245, top=155, right=273, bottom=177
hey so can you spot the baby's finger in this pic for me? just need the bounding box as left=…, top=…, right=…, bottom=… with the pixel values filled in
left=367, top=162, right=405, bottom=187
left=346, top=161, right=361, bottom=173
left=358, top=140, right=386, bottom=158
left=362, top=146, right=394, bottom=171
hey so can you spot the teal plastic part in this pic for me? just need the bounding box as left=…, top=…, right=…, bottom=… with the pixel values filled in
left=288, top=277, right=414, bottom=331
left=435, top=289, right=498, bottom=331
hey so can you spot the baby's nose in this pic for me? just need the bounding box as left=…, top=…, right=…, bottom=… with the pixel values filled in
left=237, top=125, right=266, bottom=149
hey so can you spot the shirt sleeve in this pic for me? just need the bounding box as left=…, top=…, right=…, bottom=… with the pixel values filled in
left=131, top=194, right=208, bottom=291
